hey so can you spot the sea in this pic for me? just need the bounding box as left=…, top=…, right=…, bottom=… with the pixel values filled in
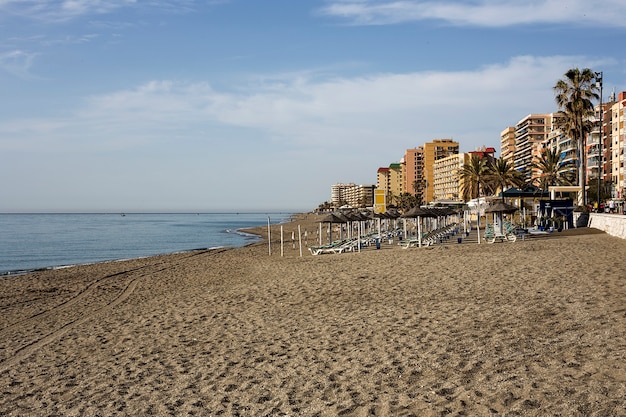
left=0, top=212, right=291, bottom=276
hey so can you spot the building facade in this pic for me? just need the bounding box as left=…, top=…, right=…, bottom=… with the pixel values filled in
left=376, top=163, right=404, bottom=205
left=500, top=127, right=516, bottom=164
left=609, top=91, right=626, bottom=198
left=403, top=147, right=424, bottom=201
left=330, top=183, right=375, bottom=208
left=513, top=114, right=558, bottom=182
left=433, top=153, right=469, bottom=202
left=423, top=139, right=459, bottom=203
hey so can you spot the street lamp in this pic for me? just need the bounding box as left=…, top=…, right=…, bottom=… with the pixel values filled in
left=595, top=71, right=603, bottom=210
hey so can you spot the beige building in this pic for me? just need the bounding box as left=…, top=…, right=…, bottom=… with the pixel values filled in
left=376, top=163, right=404, bottom=204
left=433, top=153, right=469, bottom=202
left=330, top=183, right=375, bottom=208
left=423, top=139, right=459, bottom=203
left=500, top=127, right=516, bottom=164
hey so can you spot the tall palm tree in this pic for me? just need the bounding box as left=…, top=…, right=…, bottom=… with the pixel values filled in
left=532, top=148, right=576, bottom=191
left=553, top=68, right=599, bottom=206
left=486, top=157, right=525, bottom=201
left=460, top=155, right=489, bottom=202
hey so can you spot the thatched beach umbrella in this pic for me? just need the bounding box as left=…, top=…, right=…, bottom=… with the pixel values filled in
left=317, top=212, right=347, bottom=244
left=485, top=201, right=518, bottom=235
left=485, top=201, right=518, bottom=214
left=401, top=207, right=434, bottom=247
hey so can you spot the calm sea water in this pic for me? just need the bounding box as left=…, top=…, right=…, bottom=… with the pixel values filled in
left=0, top=213, right=290, bottom=275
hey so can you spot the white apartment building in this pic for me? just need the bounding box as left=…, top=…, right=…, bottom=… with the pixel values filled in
left=330, top=183, right=375, bottom=208
left=513, top=114, right=558, bottom=182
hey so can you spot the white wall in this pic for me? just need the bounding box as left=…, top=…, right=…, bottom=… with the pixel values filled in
left=588, top=213, right=626, bottom=239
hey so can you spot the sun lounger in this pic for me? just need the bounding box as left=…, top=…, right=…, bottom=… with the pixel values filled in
left=483, top=222, right=517, bottom=243
left=308, top=238, right=361, bottom=255
left=399, top=223, right=458, bottom=248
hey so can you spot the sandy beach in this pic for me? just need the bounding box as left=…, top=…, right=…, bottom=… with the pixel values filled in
left=1, top=215, right=626, bottom=416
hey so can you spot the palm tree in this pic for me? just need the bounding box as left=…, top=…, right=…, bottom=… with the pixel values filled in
left=460, top=155, right=489, bottom=202
left=553, top=68, right=599, bottom=206
left=532, top=148, right=576, bottom=191
left=393, top=192, right=417, bottom=211
left=486, top=157, right=525, bottom=202
left=411, top=179, right=424, bottom=206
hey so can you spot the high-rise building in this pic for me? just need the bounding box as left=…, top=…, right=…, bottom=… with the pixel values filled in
left=500, top=127, right=516, bottom=164
left=540, top=123, right=577, bottom=183
left=587, top=95, right=615, bottom=197
left=433, top=153, right=469, bottom=202
left=609, top=91, right=626, bottom=198
left=423, top=139, right=459, bottom=203
left=403, top=147, right=424, bottom=201
left=513, top=114, right=558, bottom=182
left=376, top=163, right=403, bottom=205
left=331, top=183, right=354, bottom=207
left=330, top=183, right=375, bottom=208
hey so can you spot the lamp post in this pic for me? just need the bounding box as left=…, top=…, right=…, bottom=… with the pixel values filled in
left=595, top=71, right=603, bottom=210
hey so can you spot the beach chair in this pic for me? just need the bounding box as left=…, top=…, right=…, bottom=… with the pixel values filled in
left=483, top=223, right=516, bottom=244
left=309, top=237, right=359, bottom=255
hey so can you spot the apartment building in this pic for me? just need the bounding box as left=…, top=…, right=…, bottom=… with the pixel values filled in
left=609, top=91, right=626, bottom=197
left=423, top=139, right=459, bottom=203
left=586, top=96, right=614, bottom=195
left=331, top=183, right=354, bottom=207
left=513, top=114, right=558, bottom=182
left=540, top=125, right=577, bottom=181
left=330, top=183, right=375, bottom=208
left=376, top=163, right=403, bottom=204
left=500, top=127, right=516, bottom=164
left=403, top=147, right=424, bottom=200
left=433, top=153, right=469, bottom=202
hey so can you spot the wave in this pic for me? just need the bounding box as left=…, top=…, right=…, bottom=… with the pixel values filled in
left=225, top=228, right=262, bottom=240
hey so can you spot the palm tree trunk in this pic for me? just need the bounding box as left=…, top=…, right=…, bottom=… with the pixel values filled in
left=578, top=117, right=587, bottom=206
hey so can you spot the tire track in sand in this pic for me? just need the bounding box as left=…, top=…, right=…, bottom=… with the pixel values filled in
left=0, top=250, right=217, bottom=374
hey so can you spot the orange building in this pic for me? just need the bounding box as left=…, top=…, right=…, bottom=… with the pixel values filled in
left=423, top=139, right=459, bottom=203
left=403, top=147, right=424, bottom=201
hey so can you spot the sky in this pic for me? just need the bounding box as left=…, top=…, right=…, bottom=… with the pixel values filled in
left=1, top=0, right=625, bottom=213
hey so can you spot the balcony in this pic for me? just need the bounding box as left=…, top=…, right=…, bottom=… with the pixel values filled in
left=561, top=152, right=577, bottom=163
left=587, top=157, right=600, bottom=169
left=587, top=145, right=600, bottom=157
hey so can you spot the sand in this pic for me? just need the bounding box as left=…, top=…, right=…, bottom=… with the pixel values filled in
left=1, top=215, right=626, bottom=416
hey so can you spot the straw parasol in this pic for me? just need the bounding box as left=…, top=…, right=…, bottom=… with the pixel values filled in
left=485, top=201, right=518, bottom=214
left=485, top=201, right=518, bottom=235
left=317, top=212, right=347, bottom=244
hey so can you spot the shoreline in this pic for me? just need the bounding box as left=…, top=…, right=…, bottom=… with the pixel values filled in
left=0, top=212, right=294, bottom=277
left=2, top=217, right=626, bottom=415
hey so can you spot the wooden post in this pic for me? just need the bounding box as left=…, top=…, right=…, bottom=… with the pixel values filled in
left=267, top=216, right=272, bottom=255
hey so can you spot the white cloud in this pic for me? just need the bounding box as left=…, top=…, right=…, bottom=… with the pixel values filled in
left=0, top=0, right=133, bottom=21
left=0, top=55, right=592, bottom=155
left=0, top=0, right=202, bottom=22
left=319, top=0, right=626, bottom=28
left=0, top=54, right=609, bottom=211
left=0, top=49, right=38, bottom=77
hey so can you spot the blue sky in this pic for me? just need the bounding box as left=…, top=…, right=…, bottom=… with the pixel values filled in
left=1, top=0, right=625, bottom=212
